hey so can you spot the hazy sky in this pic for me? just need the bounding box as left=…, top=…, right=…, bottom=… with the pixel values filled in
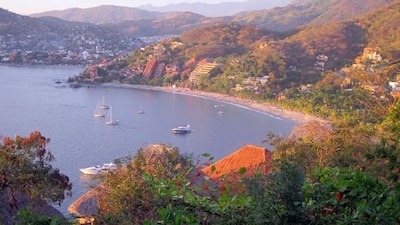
left=2, top=0, right=248, bottom=15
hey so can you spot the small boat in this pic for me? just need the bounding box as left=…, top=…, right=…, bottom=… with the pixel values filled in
left=218, top=111, right=224, bottom=114
left=172, top=124, right=191, bottom=134
left=99, top=95, right=110, bottom=109
left=79, top=162, right=117, bottom=175
left=94, top=101, right=105, bottom=117
left=105, top=106, right=120, bottom=125
left=137, top=104, right=144, bottom=114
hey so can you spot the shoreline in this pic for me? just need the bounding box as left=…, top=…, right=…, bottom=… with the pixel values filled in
left=102, top=83, right=328, bottom=125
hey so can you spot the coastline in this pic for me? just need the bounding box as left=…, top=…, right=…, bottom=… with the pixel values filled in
left=102, top=83, right=328, bottom=125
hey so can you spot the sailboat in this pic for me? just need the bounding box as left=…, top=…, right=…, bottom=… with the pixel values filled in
left=137, top=104, right=144, bottom=114
left=94, top=101, right=105, bottom=117
left=105, top=106, right=120, bottom=125
left=99, top=95, right=110, bottom=109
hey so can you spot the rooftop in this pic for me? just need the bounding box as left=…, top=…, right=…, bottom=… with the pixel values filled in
left=201, top=144, right=272, bottom=179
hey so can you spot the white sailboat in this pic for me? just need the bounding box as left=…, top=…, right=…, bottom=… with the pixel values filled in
left=105, top=105, right=120, bottom=125
left=137, top=104, right=144, bottom=114
left=94, top=101, right=105, bottom=117
left=99, top=95, right=110, bottom=109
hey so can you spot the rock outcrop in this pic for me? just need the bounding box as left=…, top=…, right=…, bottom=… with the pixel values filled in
left=0, top=189, right=66, bottom=225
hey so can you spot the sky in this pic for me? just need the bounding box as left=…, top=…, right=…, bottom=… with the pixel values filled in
left=1, top=0, right=248, bottom=15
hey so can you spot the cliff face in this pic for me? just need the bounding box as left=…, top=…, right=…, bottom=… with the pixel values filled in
left=0, top=189, right=66, bottom=225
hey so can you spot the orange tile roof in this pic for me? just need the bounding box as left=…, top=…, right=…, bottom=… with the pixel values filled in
left=201, top=145, right=272, bottom=179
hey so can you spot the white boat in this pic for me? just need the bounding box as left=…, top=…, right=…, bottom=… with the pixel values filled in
left=99, top=96, right=110, bottom=109
left=172, top=124, right=191, bottom=134
left=105, top=106, right=120, bottom=125
left=94, top=101, right=105, bottom=117
left=79, top=162, right=117, bottom=175
left=137, top=104, right=144, bottom=114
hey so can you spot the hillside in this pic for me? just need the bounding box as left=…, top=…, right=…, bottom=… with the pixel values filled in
left=30, top=1, right=292, bottom=21
left=76, top=0, right=400, bottom=96
left=138, top=0, right=292, bottom=17
left=30, top=5, right=168, bottom=25
left=0, top=8, right=143, bottom=64
left=232, top=0, right=394, bottom=31
left=28, top=0, right=394, bottom=37
left=101, top=12, right=212, bottom=36
left=279, top=0, right=400, bottom=66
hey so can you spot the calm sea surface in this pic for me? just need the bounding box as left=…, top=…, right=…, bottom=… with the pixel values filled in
left=0, top=65, right=296, bottom=216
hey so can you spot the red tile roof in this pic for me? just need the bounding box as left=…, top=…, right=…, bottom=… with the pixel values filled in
left=201, top=145, right=272, bottom=179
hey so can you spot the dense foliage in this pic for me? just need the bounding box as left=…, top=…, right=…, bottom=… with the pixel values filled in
left=96, top=145, right=194, bottom=224
left=0, top=131, right=72, bottom=224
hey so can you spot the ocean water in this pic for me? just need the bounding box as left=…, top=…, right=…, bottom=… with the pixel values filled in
left=0, top=65, right=297, bottom=216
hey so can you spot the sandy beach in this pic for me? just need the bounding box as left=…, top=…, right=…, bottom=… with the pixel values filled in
left=102, top=83, right=328, bottom=125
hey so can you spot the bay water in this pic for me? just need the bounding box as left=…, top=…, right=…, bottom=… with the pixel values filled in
left=0, top=65, right=296, bottom=216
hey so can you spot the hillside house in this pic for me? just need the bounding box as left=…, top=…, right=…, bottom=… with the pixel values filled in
left=256, top=76, right=269, bottom=85
left=360, top=84, right=379, bottom=93
left=351, top=47, right=383, bottom=71
left=299, top=84, right=313, bottom=93
left=170, top=41, right=184, bottom=50
left=316, top=54, right=328, bottom=61
left=389, top=81, right=400, bottom=90
left=363, top=47, right=382, bottom=62
left=352, top=63, right=367, bottom=70
left=314, top=54, right=328, bottom=70
left=164, top=62, right=180, bottom=77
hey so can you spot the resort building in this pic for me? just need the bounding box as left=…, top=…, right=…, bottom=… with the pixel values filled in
left=189, top=58, right=219, bottom=85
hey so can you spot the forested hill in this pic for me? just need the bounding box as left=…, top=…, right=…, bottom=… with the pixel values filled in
left=133, top=0, right=400, bottom=75
left=96, top=0, right=399, bottom=110
left=233, top=0, right=394, bottom=32
left=109, top=0, right=394, bottom=35
left=30, top=5, right=175, bottom=25
left=138, top=0, right=292, bottom=17
left=279, top=0, right=400, bottom=67
left=27, top=0, right=395, bottom=36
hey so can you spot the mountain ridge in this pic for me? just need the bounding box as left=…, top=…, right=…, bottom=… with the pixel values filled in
left=28, top=0, right=394, bottom=36
left=30, top=5, right=168, bottom=25
left=30, top=0, right=292, bottom=20
left=137, top=0, right=292, bottom=17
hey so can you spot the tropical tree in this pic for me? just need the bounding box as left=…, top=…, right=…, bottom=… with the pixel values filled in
left=0, top=131, right=72, bottom=224
left=96, top=145, right=193, bottom=224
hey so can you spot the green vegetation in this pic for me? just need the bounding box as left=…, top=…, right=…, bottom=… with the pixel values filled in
left=4, top=1, right=400, bottom=224
left=16, top=206, right=64, bottom=225
left=0, top=131, right=72, bottom=224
